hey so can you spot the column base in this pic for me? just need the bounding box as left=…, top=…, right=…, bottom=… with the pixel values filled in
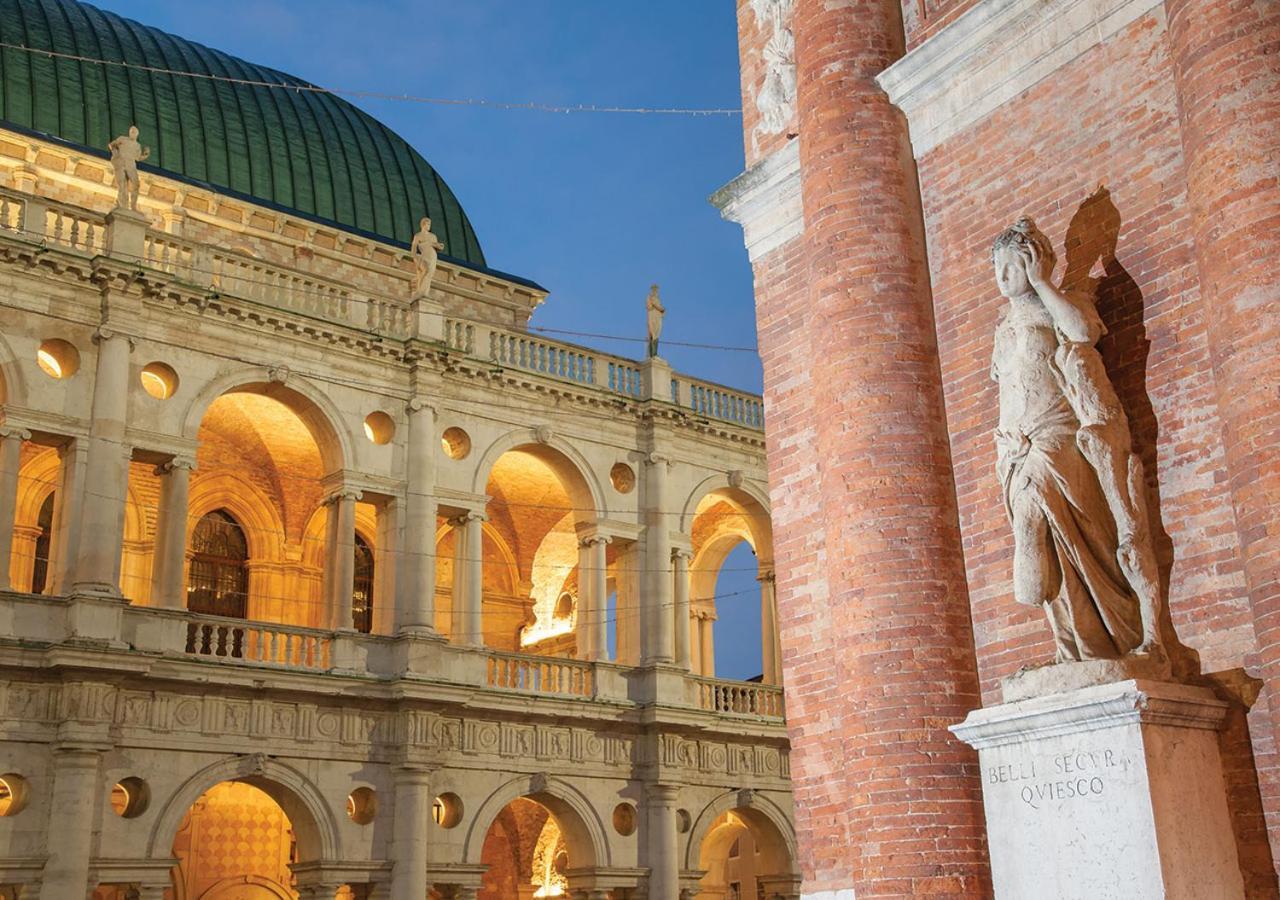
left=952, top=677, right=1245, bottom=899
left=63, top=592, right=129, bottom=647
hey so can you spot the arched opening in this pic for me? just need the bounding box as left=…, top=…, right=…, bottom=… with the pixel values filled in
left=179, top=385, right=353, bottom=629
left=165, top=781, right=302, bottom=899
left=687, top=486, right=777, bottom=683
left=476, top=797, right=576, bottom=898
left=694, top=804, right=795, bottom=900
left=448, top=442, right=608, bottom=657
left=188, top=510, right=250, bottom=618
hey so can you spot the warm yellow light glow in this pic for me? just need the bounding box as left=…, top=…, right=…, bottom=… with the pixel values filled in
left=141, top=370, right=168, bottom=398
left=110, top=783, right=131, bottom=816
left=363, top=421, right=376, bottom=442
left=37, top=349, right=62, bottom=378
left=531, top=816, right=568, bottom=897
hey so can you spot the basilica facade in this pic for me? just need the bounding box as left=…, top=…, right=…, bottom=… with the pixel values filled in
left=0, top=1, right=797, bottom=898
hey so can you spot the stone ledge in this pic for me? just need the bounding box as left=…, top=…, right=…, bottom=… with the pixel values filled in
left=952, top=679, right=1229, bottom=750
left=711, top=139, right=802, bottom=263
left=877, top=0, right=1164, bottom=156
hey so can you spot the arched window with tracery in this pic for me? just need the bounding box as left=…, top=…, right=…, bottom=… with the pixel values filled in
left=352, top=534, right=374, bottom=633
left=31, top=493, right=54, bottom=594
left=187, top=509, right=249, bottom=618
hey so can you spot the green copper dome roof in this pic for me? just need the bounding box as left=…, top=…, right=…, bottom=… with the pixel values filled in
left=0, top=0, right=486, bottom=265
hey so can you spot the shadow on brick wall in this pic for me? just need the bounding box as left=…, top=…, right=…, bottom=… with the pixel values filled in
left=1064, top=185, right=1279, bottom=898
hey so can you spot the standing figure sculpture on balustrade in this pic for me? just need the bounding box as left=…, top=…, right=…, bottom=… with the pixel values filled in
left=108, top=125, right=150, bottom=212
left=646, top=283, right=665, bottom=358
left=990, top=216, right=1166, bottom=663
left=411, top=216, right=444, bottom=298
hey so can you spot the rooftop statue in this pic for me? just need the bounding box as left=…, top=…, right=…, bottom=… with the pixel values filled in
left=108, top=125, right=150, bottom=212
left=990, top=217, right=1165, bottom=664
left=410, top=217, right=444, bottom=298
left=646, top=284, right=665, bottom=358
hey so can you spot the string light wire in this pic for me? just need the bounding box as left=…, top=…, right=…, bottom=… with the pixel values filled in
left=0, top=42, right=743, bottom=118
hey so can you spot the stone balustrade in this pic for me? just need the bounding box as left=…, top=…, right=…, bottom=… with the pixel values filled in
left=0, top=184, right=765, bottom=429
left=0, top=591, right=785, bottom=723
left=690, top=675, right=786, bottom=719
left=486, top=650, right=595, bottom=698
left=183, top=613, right=332, bottom=671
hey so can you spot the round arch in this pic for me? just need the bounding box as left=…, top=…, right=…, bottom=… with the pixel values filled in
left=14, top=447, right=59, bottom=530
left=470, top=429, right=608, bottom=524
left=462, top=774, right=611, bottom=870
left=684, top=790, right=798, bottom=876
left=146, top=755, right=341, bottom=863
left=180, top=370, right=352, bottom=475
left=680, top=474, right=773, bottom=559
left=300, top=502, right=380, bottom=572
left=433, top=520, right=521, bottom=597
left=186, top=471, right=286, bottom=564
left=0, top=329, right=28, bottom=408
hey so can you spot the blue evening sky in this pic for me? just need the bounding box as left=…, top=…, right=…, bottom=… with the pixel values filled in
left=89, top=0, right=767, bottom=679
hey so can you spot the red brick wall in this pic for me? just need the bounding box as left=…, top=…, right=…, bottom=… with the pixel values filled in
left=751, top=234, right=848, bottom=889
left=912, top=8, right=1279, bottom=890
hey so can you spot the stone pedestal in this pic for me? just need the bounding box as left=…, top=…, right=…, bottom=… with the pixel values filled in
left=952, top=679, right=1244, bottom=900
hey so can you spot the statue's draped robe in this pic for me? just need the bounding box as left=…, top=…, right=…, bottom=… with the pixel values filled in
left=993, top=299, right=1142, bottom=660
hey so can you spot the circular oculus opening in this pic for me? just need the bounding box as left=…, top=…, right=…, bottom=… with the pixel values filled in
left=363, top=411, right=395, bottom=445
left=612, top=802, right=637, bottom=836
left=139, top=362, right=179, bottom=400
left=433, top=792, right=463, bottom=829
left=347, top=786, right=377, bottom=825
left=110, top=777, right=150, bottom=818
left=441, top=427, right=471, bottom=460
left=37, top=339, right=79, bottom=380
left=610, top=463, right=636, bottom=494
left=0, top=774, right=29, bottom=817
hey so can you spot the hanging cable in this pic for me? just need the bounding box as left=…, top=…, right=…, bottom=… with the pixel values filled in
left=0, top=42, right=742, bottom=118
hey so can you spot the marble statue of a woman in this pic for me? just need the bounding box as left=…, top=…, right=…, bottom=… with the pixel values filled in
left=991, top=217, right=1164, bottom=663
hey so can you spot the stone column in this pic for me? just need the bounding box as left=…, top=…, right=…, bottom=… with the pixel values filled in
left=672, top=548, right=692, bottom=670
left=642, top=454, right=674, bottom=665
left=399, top=399, right=438, bottom=634
left=793, top=0, right=988, bottom=893
left=149, top=458, right=194, bottom=609
left=323, top=490, right=361, bottom=631
left=135, top=885, right=168, bottom=900
left=576, top=535, right=611, bottom=662
left=575, top=538, right=595, bottom=660
left=1163, top=0, right=1280, bottom=743
left=0, top=426, right=29, bottom=590
left=451, top=511, right=485, bottom=647
left=71, top=329, right=133, bottom=597
left=47, top=441, right=87, bottom=596
left=699, top=611, right=716, bottom=676
left=758, top=569, right=781, bottom=685
left=645, top=783, right=680, bottom=900
left=295, top=885, right=341, bottom=900
left=40, top=746, right=101, bottom=900
left=389, top=766, right=432, bottom=900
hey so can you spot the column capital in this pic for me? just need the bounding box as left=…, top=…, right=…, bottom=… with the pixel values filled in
left=91, top=326, right=135, bottom=349
left=645, top=451, right=672, bottom=468
left=580, top=534, right=612, bottom=550
left=757, top=568, right=776, bottom=584
left=324, top=488, right=364, bottom=505
left=672, top=547, right=693, bottom=563
left=647, top=782, right=681, bottom=805
left=0, top=425, right=30, bottom=442
left=449, top=509, right=487, bottom=526
left=155, top=456, right=196, bottom=476
left=406, top=396, right=436, bottom=415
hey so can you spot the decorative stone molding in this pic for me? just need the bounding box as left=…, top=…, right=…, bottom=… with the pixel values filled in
left=748, top=0, right=797, bottom=150
left=711, top=140, right=802, bottom=264
left=877, top=0, right=1164, bottom=156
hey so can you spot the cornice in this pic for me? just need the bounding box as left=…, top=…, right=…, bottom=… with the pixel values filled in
left=711, top=140, right=802, bottom=263
left=877, top=0, right=1165, bottom=156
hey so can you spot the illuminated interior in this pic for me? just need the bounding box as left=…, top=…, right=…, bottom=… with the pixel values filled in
left=478, top=797, right=570, bottom=899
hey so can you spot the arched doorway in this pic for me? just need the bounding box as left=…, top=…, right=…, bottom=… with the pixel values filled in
left=693, top=801, right=796, bottom=900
